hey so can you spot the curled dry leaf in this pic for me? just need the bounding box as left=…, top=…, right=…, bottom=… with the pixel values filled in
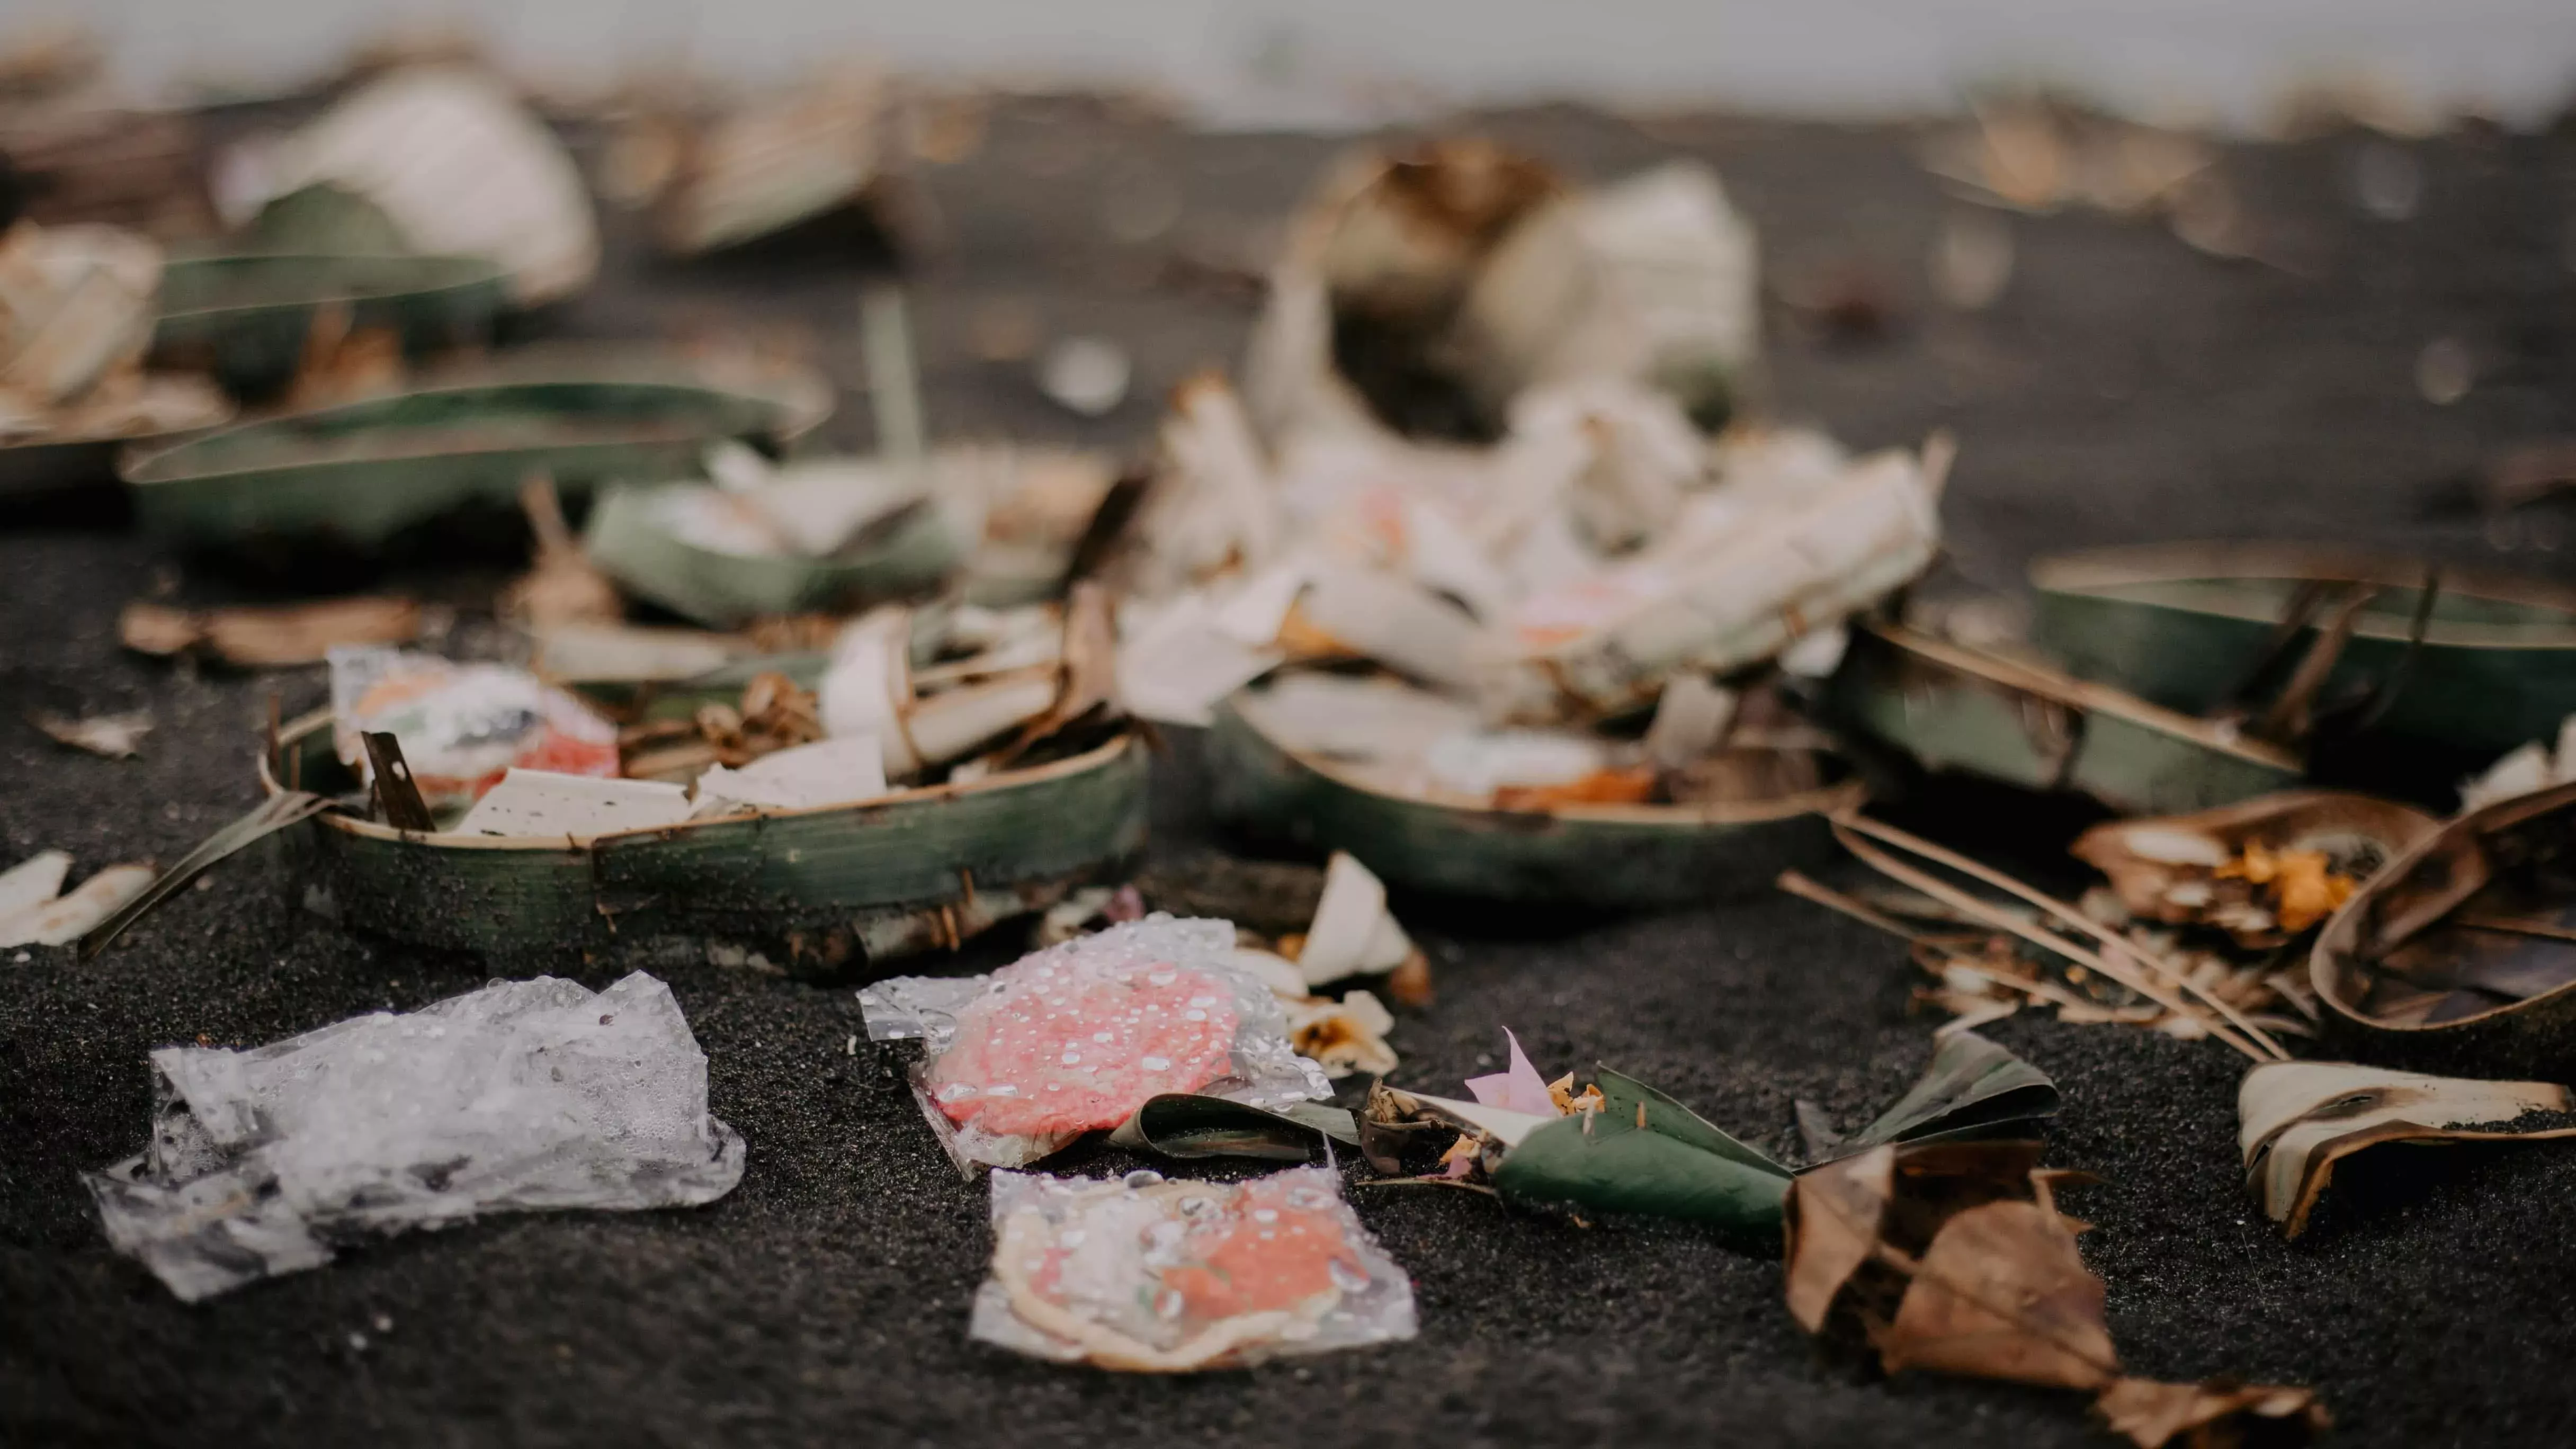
left=1785, top=1141, right=2325, bottom=1448
left=2072, top=792, right=2435, bottom=947
left=2094, top=1379, right=2332, bottom=1449
left=2311, top=780, right=2576, bottom=1068
left=619, top=670, right=827, bottom=781
left=2238, top=1060, right=2576, bottom=1238
left=119, top=596, right=423, bottom=667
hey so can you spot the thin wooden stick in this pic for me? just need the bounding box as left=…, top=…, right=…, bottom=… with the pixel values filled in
left=1776, top=869, right=1928, bottom=943
left=1837, top=813, right=2289, bottom=1061
left=1832, top=824, right=2268, bottom=1062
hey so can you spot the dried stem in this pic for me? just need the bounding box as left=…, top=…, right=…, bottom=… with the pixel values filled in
left=1836, top=813, right=2288, bottom=1061
left=1831, top=822, right=2268, bottom=1063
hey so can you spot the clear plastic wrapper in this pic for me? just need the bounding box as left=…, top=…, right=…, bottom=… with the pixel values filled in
left=84, top=972, right=744, bottom=1302
left=860, top=916, right=1331, bottom=1171
left=970, top=1166, right=1417, bottom=1370
left=328, top=646, right=620, bottom=813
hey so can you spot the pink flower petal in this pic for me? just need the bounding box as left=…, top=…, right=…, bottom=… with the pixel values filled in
left=1464, top=1027, right=1555, bottom=1116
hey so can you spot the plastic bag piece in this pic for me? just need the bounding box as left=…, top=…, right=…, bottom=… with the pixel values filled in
left=327, top=646, right=619, bottom=816
left=84, top=972, right=744, bottom=1302
left=860, top=915, right=1332, bottom=1173
left=970, top=1166, right=1417, bottom=1371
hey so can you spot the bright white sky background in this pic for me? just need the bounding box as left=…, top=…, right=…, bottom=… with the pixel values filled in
left=38, top=0, right=2576, bottom=130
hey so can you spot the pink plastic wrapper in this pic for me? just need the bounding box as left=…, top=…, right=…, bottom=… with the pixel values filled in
left=970, top=1166, right=1417, bottom=1370
left=328, top=646, right=620, bottom=815
left=860, top=916, right=1330, bottom=1171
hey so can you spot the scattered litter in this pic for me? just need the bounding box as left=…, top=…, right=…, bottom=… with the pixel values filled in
left=1918, top=96, right=2241, bottom=265
left=640, top=68, right=904, bottom=256
left=2028, top=543, right=2576, bottom=760
left=1246, top=142, right=1754, bottom=443
left=618, top=667, right=828, bottom=781
left=329, top=647, right=621, bottom=816
left=0, top=220, right=232, bottom=471
left=1043, top=851, right=1423, bottom=1075
left=1363, top=1029, right=2052, bottom=1241
left=0, top=853, right=152, bottom=947
left=2239, top=1060, right=2576, bottom=1238
left=236, top=65, right=600, bottom=305
left=86, top=972, right=743, bottom=1301
left=1105, top=1093, right=1361, bottom=1161
left=499, top=474, right=622, bottom=628
left=860, top=916, right=1330, bottom=1171
left=450, top=768, right=692, bottom=838
left=1827, top=622, right=2305, bottom=816
left=1036, top=335, right=1132, bottom=417
left=30, top=708, right=150, bottom=758
left=970, top=1166, right=1415, bottom=1370
left=122, top=347, right=831, bottom=548
left=1810, top=813, right=2303, bottom=1060
left=2312, top=780, right=2576, bottom=1071
left=585, top=445, right=1077, bottom=627
left=2459, top=715, right=2576, bottom=812
left=2070, top=792, right=2435, bottom=945
left=120, top=596, right=424, bottom=667
left=1787, top=1140, right=2327, bottom=1446
left=691, top=735, right=889, bottom=815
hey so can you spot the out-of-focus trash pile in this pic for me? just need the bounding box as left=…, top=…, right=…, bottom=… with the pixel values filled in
left=14, top=22, right=2575, bottom=1441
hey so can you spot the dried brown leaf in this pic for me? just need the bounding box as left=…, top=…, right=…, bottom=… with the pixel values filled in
left=1876, top=1198, right=2116, bottom=1392
left=2095, top=1376, right=2330, bottom=1449
left=119, top=596, right=422, bottom=667
left=29, top=709, right=150, bottom=759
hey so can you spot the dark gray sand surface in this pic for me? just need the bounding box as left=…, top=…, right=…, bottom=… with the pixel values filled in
left=7, top=100, right=2576, bottom=1446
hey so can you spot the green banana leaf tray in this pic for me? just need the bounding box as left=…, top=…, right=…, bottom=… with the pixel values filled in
left=257, top=677, right=1146, bottom=976
left=151, top=251, right=512, bottom=399
left=1827, top=622, right=2303, bottom=815
left=1205, top=686, right=1863, bottom=907
left=123, top=354, right=831, bottom=548
left=2032, top=543, right=2576, bottom=757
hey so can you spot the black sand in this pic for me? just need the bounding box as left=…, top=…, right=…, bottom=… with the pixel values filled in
left=6, top=99, right=2576, bottom=1446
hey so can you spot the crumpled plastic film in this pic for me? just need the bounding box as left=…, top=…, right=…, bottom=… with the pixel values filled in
left=970, top=1166, right=1417, bottom=1370
left=85, top=972, right=744, bottom=1302
left=860, top=915, right=1332, bottom=1171
left=327, top=645, right=621, bottom=813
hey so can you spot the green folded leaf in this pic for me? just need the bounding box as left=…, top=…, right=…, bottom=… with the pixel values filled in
left=1491, top=1067, right=1793, bottom=1242
left=1834, top=1031, right=2061, bottom=1156
left=1107, top=1094, right=1359, bottom=1161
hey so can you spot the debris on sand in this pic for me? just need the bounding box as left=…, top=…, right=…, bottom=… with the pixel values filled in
left=971, top=1165, right=1415, bottom=1370
left=2311, top=780, right=2576, bottom=1076
left=2458, top=715, right=2576, bottom=814
left=120, top=596, right=425, bottom=667
left=631, top=67, right=909, bottom=258
left=1362, top=1030, right=2053, bottom=1242
left=0, top=220, right=232, bottom=465
left=328, top=646, right=621, bottom=815
left=1044, top=849, right=1425, bottom=1075
left=86, top=972, right=743, bottom=1301
left=861, top=916, right=1331, bottom=1171
left=1786, top=1140, right=2328, bottom=1447
left=235, top=65, right=599, bottom=305
left=499, top=474, right=622, bottom=628
left=1805, top=815, right=2303, bottom=1060
left=2239, top=1060, right=2576, bottom=1238
left=29, top=708, right=150, bottom=758
left=0, top=851, right=153, bottom=947
left=2071, top=791, right=2435, bottom=946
